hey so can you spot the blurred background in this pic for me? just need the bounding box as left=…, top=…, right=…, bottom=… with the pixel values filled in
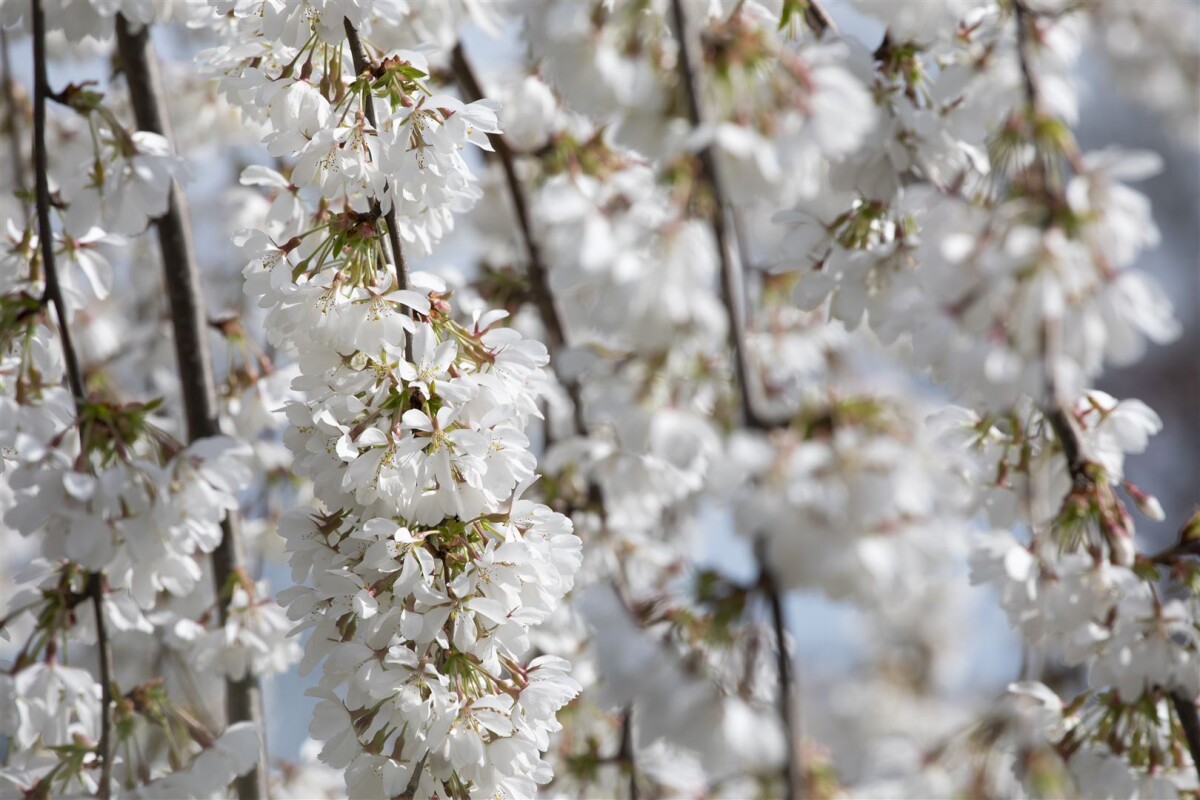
left=2, top=0, right=1196, bottom=773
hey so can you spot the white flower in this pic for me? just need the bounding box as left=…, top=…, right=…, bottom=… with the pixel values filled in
left=6, top=663, right=100, bottom=749
left=397, top=323, right=457, bottom=398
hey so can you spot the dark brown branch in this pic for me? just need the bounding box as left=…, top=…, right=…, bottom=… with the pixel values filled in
left=113, top=17, right=268, bottom=800
left=802, top=0, right=837, bottom=36
left=1172, top=691, right=1200, bottom=782
left=1045, top=404, right=1087, bottom=483
left=617, top=706, right=639, bottom=800
left=32, top=4, right=113, bottom=797
left=449, top=42, right=591, bottom=438
left=31, top=22, right=84, bottom=405
left=762, top=566, right=802, bottom=799
left=1012, top=1, right=1041, bottom=113
left=343, top=18, right=409, bottom=295
left=670, top=0, right=780, bottom=432
left=450, top=43, right=567, bottom=354
left=86, top=572, right=116, bottom=795
left=673, top=1, right=800, bottom=788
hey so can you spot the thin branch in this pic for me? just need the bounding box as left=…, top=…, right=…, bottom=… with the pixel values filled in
left=1044, top=404, right=1088, bottom=483
left=617, top=706, right=639, bottom=800
left=113, top=16, right=268, bottom=800
left=86, top=572, right=116, bottom=796
left=802, top=0, right=837, bottom=36
left=1011, top=0, right=1087, bottom=486
left=670, top=0, right=779, bottom=432
left=450, top=43, right=567, bottom=353
left=31, top=29, right=84, bottom=405
left=449, top=42, right=589, bottom=436
left=31, top=3, right=112, bottom=797
left=762, top=565, right=802, bottom=800
left=673, top=2, right=801, bottom=790
left=1172, top=691, right=1200, bottom=783
left=343, top=18, right=409, bottom=295
left=1012, top=1, right=1042, bottom=113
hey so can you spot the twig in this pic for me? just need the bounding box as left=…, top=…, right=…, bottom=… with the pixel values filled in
left=670, top=0, right=779, bottom=432
left=1172, top=691, right=1200, bottom=783
left=31, top=24, right=84, bottom=405
left=343, top=18, right=409, bottom=296
left=1011, top=0, right=1086, bottom=485
left=398, top=752, right=427, bottom=800
left=31, top=4, right=113, bottom=796
left=762, top=566, right=802, bottom=799
left=113, top=17, right=268, bottom=800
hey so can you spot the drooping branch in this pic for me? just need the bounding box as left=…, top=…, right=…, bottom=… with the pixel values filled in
left=449, top=43, right=567, bottom=354
left=616, top=706, right=639, bottom=800
left=84, top=572, right=116, bottom=798
left=1012, top=1, right=1041, bottom=111
left=113, top=16, right=268, bottom=800
left=671, top=3, right=802, bottom=793
left=669, top=0, right=779, bottom=432
left=343, top=18, right=409, bottom=295
left=31, top=23, right=84, bottom=405
left=763, top=565, right=802, bottom=800
left=31, top=3, right=113, bottom=797
left=449, top=43, right=589, bottom=437
left=1010, top=1, right=1087, bottom=481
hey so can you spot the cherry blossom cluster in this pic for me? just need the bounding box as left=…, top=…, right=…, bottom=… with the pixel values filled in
left=201, top=2, right=500, bottom=256
left=526, top=0, right=874, bottom=203
left=763, top=1, right=1197, bottom=792
left=254, top=249, right=584, bottom=797
left=723, top=392, right=975, bottom=605
left=210, top=3, right=585, bottom=795
left=780, top=12, right=1175, bottom=408
left=460, top=3, right=902, bottom=794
